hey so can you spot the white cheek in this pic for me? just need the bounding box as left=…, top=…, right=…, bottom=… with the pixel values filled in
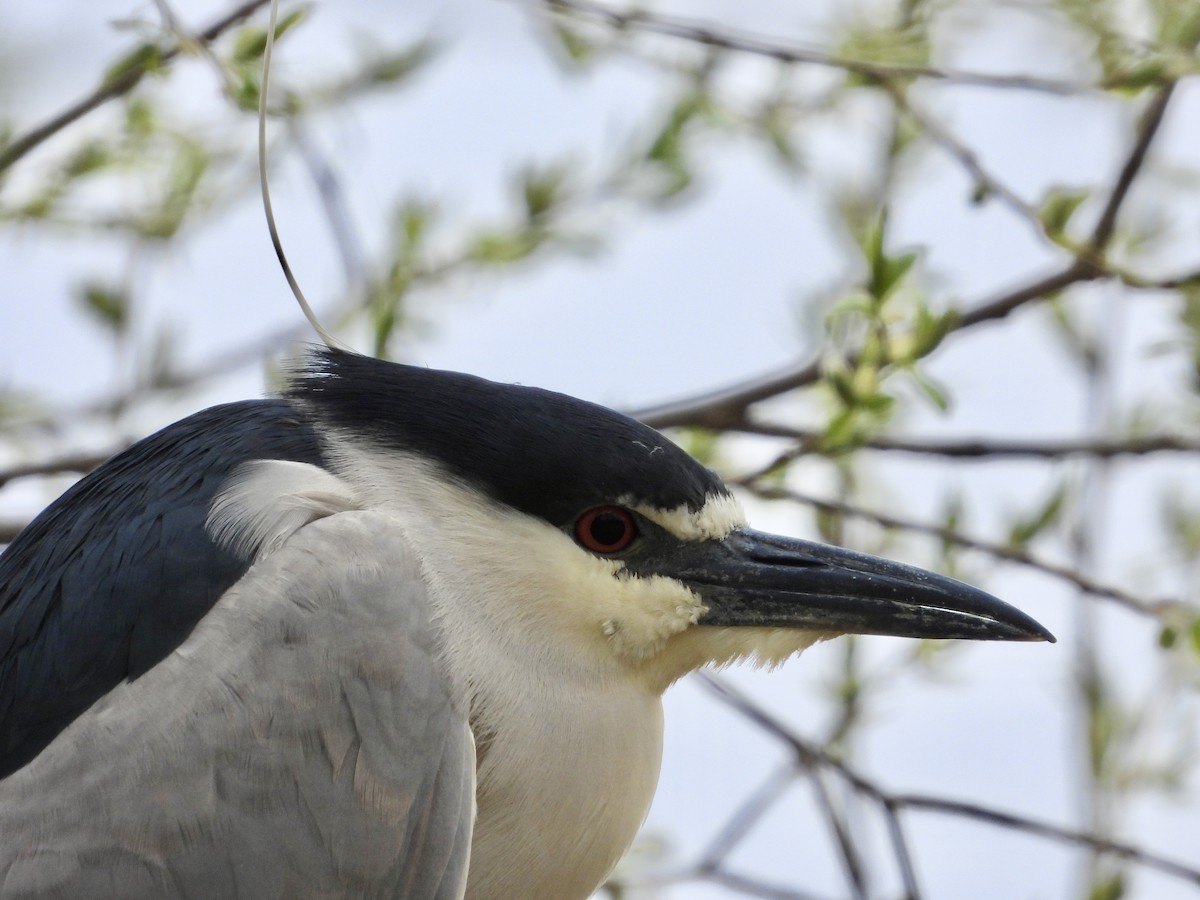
left=596, top=574, right=707, bottom=661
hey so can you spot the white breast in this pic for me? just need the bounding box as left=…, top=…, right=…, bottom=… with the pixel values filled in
left=466, top=674, right=664, bottom=899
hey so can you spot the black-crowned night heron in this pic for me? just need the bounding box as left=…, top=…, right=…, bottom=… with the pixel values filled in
left=0, top=349, right=1052, bottom=898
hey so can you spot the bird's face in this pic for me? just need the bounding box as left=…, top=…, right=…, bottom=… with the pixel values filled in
left=290, top=350, right=1052, bottom=692
left=557, top=493, right=1053, bottom=688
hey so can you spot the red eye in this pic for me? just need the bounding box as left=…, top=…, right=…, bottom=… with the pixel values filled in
left=574, top=506, right=638, bottom=555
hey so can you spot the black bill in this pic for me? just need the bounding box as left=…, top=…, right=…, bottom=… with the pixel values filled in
left=635, top=528, right=1054, bottom=643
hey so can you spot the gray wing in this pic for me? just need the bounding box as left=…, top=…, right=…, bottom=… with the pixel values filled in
left=0, top=399, right=326, bottom=778
left=0, top=511, right=474, bottom=899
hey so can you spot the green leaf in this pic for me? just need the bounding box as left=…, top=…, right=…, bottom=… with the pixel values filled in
left=827, top=367, right=858, bottom=409
left=521, top=162, right=569, bottom=221
left=756, top=100, right=802, bottom=173
left=1153, top=0, right=1200, bottom=51
left=836, top=19, right=931, bottom=72
left=551, top=23, right=596, bottom=64
left=1038, top=187, right=1089, bottom=241
left=231, top=7, right=309, bottom=64
left=233, top=77, right=260, bottom=112
left=876, top=250, right=918, bottom=301
left=1104, top=58, right=1169, bottom=94
left=396, top=198, right=435, bottom=251
left=103, top=43, right=160, bottom=87
left=859, top=210, right=918, bottom=304
left=1088, top=873, right=1126, bottom=900
left=640, top=89, right=712, bottom=199
left=824, top=408, right=861, bottom=449
left=970, top=181, right=992, bottom=205
left=132, top=139, right=210, bottom=240
left=1179, top=284, right=1200, bottom=390
left=77, top=282, right=129, bottom=334
left=909, top=305, right=957, bottom=360
left=469, top=229, right=541, bottom=264
left=674, top=428, right=721, bottom=466
left=911, top=369, right=951, bottom=411
left=124, top=98, right=156, bottom=140
left=64, top=142, right=110, bottom=179
left=363, top=40, right=438, bottom=86
left=1008, top=483, right=1069, bottom=547
left=1046, top=295, right=1100, bottom=370
left=859, top=390, right=895, bottom=416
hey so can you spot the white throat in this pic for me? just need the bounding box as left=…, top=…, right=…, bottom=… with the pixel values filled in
left=312, top=446, right=682, bottom=898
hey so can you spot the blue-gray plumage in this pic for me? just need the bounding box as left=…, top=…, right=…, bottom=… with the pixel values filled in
left=0, top=349, right=1052, bottom=899
left=0, top=400, right=325, bottom=779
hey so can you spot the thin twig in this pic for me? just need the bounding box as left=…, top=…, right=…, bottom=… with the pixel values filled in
left=723, top=426, right=1200, bottom=460
left=698, top=673, right=1200, bottom=890
left=543, top=0, right=1091, bottom=95
left=619, top=866, right=824, bottom=900
left=1087, top=84, right=1177, bottom=253
left=740, top=482, right=1180, bottom=619
left=0, top=451, right=124, bottom=489
left=288, top=120, right=369, bottom=301
left=634, top=264, right=1086, bottom=429
left=882, top=799, right=922, bottom=900
left=882, top=80, right=1041, bottom=230
left=898, top=796, right=1200, bottom=888
left=0, top=0, right=270, bottom=174
left=696, top=764, right=797, bottom=870
left=637, top=81, right=1177, bottom=433
left=0, top=521, right=27, bottom=544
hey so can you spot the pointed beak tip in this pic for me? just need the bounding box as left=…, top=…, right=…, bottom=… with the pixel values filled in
left=991, top=615, right=1055, bottom=644
left=1032, top=626, right=1057, bottom=644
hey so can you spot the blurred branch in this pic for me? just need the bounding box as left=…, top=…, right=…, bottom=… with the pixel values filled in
left=0, top=521, right=26, bottom=544
left=543, top=0, right=1090, bottom=94
left=26, top=317, right=315, bottom=429
left=1115, top=265, right=1200, bottom=291
left=0, top=0, right=270, bottom=175
left=638, top=81, right=1177, bottom=431
left=624, top=867, right=822, bottom=900
left=899, top=795, right=1200, bottom=888
left=881, top=80, right=1041, bottom=229
left=694, top=764, right=796, bottom=870
left=1086, top=82, right=1176, bottom=253
left=696, top=673, right=1200, bottom=891
left=0, top=451, right=124, bottom=489
left=635, top=264, right=1089, bottom=429
left=288, top=120, right=369, bottom=301
left=154, top=0, right=369, bottom=308
left=740, top=481, right=1181, bottom=620
left=725, top=426, right=1200, bottom=460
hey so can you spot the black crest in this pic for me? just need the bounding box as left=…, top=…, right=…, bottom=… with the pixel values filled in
left=288, top=350, right=728, bottom=526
